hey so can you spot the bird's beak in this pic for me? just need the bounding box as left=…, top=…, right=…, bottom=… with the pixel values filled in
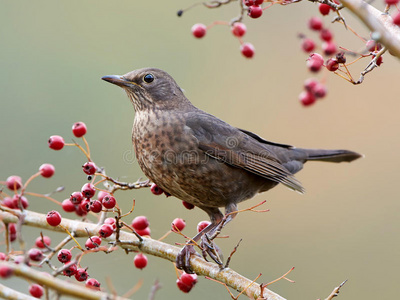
left=102, top=75, right=136, bottom=88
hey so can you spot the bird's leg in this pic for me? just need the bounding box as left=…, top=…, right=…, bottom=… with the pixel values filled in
left=176, top=207, right=223, bottom=274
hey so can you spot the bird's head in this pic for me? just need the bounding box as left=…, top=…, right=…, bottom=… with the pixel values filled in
left=102, top=68, right=190, bottom=111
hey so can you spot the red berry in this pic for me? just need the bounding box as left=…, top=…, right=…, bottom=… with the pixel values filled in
left=299, top=91, right=316, bottom=106
left=231, top=22, right=247, bottom=37
left=320, top=29, right=333, bottom=42
left=393, top=12, right=400, bottom=26
left=63, top=263, right=77, bottom=277
left=304, top=78, right=319, bottom=93
left=86, top=278, right=101, bottom=290
left=82, top=162, right=96, bottom=175
left=99, top=224, right=114, bottom=238
left=326, top=58, right=339, bottom=71
left=6, top=175, right=22, bottom=191
left=9, top=233, right=17, bottom=242
left=0, top=252, right=6, bottom=260
left=182, top=201, right=195, bottom=210
left=79, top=199, right=91, bottom=212
left=0, top=265, right=13, bottom=279
left=89, top=200, right=103, bottom=213
left=191, top=24, right=207, bottom=38
left=72, top=122, right=87, bottom=138
left=177, top=273, right=198, bottom=293
left=319, top=3, right=331, bottom=15
left=39, top=163, right=55, bottom=178
left=8, top=223, right=16, bottom=235
left=131, top=216, right=150, bottom=230
left=75, top=268, right=89, bottom=281
left=197, top=220, right=211, bottom=233
left=75, top=203, right=88, bottom=216
left=150, top=183, right=164, bottom=195
left=307, top=53, right=324, bottom=72
left=102, top=194, right=116, bottom=209
left=2, top=197, right=15, bottom=209
left=254, top=0, right=264, bottom=4
left=35, top=236, right=51, bottom=248
left=322, top=41, right=337, bottom=55
left=70, top=191, right=83, bottom=204
left=46, top=210, right=62, bottom=226
left=97, top=191, right=108, bottom=202
left=81, top=183, right=96, bottom=198
left=240, top=43, right=255, bottom=58
left=308, top=17, right=323, bottom=31
left=85, top=236, right=102, bottom=249
left=104, top=217, right=117, bottom=229
left=244, top=0, right=255, bottom=6
left=301, top=38, right=315, bottom=53
left=376, top=55, right=383, bottom=66
left=314, top=83, right=327, bottom=99
left=12, top=195, right=29, bottom=209
left=48, top=135, right=65, bottom=150
left=248, top=5, right=263, bottom=18
left=135, top=227, right=151, bottom=237
left=61, top=199, right=76, bottom=212
left=57, top=249, right=72, bottom=263
left=29, top=284, right=44, bottom=298
left=28, top=248, right=44, bottom=262
left=171, top=218, right=186, bottom=232
left=133, top=253, right=148, bottom=269
left=365, top=40, right=382, bottom=51
left=385, top=0, right=399, bottom=5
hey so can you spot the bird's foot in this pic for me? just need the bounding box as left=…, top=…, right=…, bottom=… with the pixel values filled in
left=200, top=233, right=224, bottom=266
left=176, top=244, right=199, bottom=274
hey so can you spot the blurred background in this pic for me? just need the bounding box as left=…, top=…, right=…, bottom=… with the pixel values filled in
left=1, top=0, right=399, bottom=299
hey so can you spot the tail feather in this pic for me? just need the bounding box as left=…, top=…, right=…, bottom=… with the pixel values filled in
left=304, top=149, right=363, bottom=163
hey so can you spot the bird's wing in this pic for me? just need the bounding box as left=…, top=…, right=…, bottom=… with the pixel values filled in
left=185, top=112, right=304, bottom=193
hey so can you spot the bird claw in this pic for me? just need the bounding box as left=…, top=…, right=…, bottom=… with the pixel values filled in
left=176, top=244, right=198, bottom=274
left=200, top=233, right=224, bottom=266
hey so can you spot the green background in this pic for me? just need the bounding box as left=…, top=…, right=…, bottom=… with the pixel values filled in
left=1, top=1, right=399, bottom=299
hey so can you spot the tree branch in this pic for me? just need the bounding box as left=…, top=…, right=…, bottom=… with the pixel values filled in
left=0, top=209, right=285, bottom=300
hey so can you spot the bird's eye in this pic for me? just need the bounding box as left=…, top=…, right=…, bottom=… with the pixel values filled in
left=143, top=74, right=154, bottom=83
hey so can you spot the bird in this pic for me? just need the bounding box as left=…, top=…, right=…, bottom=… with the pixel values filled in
left=102, top=68, right=361, bottom=273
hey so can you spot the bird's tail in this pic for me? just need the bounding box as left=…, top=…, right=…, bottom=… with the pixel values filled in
left=303, top=149, right=363, bottom=163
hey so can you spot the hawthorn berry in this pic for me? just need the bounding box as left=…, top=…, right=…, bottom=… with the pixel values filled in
left=72, top=122, right=87, bottom=138
left=99, top=224, right=114, bottom=238
left=0, top=265, right=13, bottom=279
left=299, top=91, right=316, bottom=106
left=177, top=273, right=198, bottom=293
left=79, top=199, right=91, bottom=212
left=28, top=248, right=44, bottom=262
left=61, top=199, right=76, bottom=212
left=304, top=78, right=318, bottom=93
left=102, top=194, right=116, bottom=209
left=240, top=43, right=255, bottom=58
left=197, top=220, right=211, bottom=233
left=48, top=135, right=65, bottom=150
left=314, top=83, right=327, bottom=99
left=248, top=5, right=263, bottom=18
left=97, top=190, right=108, bottom=202
left=307, top=53, right=324, bottom=72
left=231, top=22, right=247, bottom=37
left=12, top=195, right=29, bottom=209
left=301, top=38, right=315, bottom=53
left=326, top=58, right=339, bottom=72
left=6, top=175, right=22, bottom=191
left=182, top=201, right=195, bottom=210
left=133, top=253, right=148, bottom=269
left=0, top=252, right=6, bottom=260
left=322, top=41, right=337, bottom=55
left=385, top=0, right=399, bottom=5
left=104, top=217, right=117, bottom=229
left=86, top=278, right=101, bottom=291
left=85, top=236, right=102, bottom=249
left=308, top=17, right=323, bottom=31
left=75, top=204, right=88, bottom=216
left=135, top=227, right=151, bottom=237
left=81, top=183, right=96, bottom=198
left=376, top=55, right=383, bottom=66
left=39, top=163, right=55, bottom=178
left=82, top=162, right=96, bottom=175
left=2, top=197, right=15, bottom=209
left=90, top=200, right=103, bottom=213
left=191, top=24, right=207, bottom=38
left=131, top=216, right=150, bottom=230
left=29, top=284, right=44, bottom=298
left=320, top=29, right=333, bottom=42
left=243, top=0, right=255, bottom=6
left=46, top=210, right=62, bottom=226
left=319, top=3, right=331, bottom=15
left=35, top=236, right=51, bottom=248
left=393, top=12, right=400, bottom=26
left=150, top=183, right=164, bottom=195
left=75, top=268, right=89, bottom=281
left=9, top=233, right=16, bottom=242
left=58, top=249, right=72, bottom=263
left=365, top=40, right=382, bottom=51
left=171, top=218, right=186, bottom=232
left=63, top=263, right=77, bottom=277
left=70, top=191, right=83, bottom=204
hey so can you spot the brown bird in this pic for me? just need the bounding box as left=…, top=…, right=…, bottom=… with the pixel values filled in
left=102, top=68, right=361, bottom=273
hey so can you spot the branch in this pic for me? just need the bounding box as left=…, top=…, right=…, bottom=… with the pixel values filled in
left=0, top=209, right=285, bottom=300
left=339, top=0, right=400, bottom=58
